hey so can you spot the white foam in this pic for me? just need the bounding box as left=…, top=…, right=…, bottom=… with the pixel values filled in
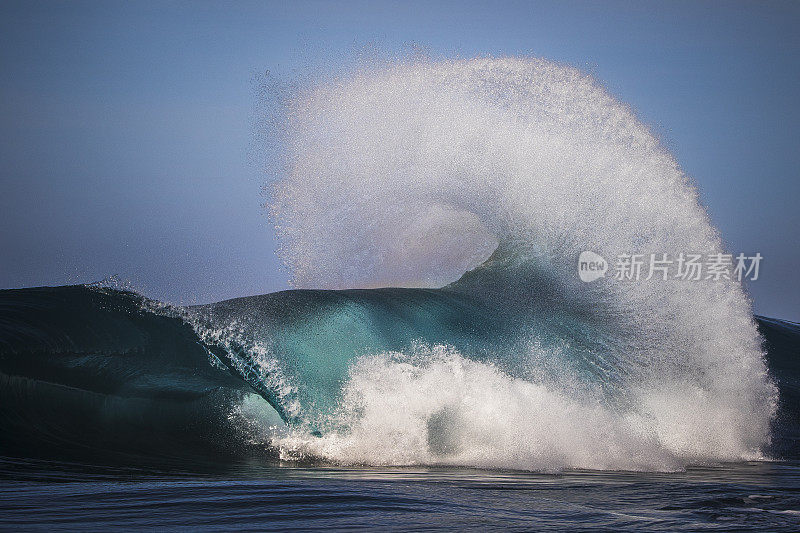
left=270, top=344, right=766, bottom=471
left=261, top=56, right=776, bottom=470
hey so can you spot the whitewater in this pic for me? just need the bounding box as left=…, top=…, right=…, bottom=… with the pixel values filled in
left=0, top=57, right=780, bottom=474
left=185, top=56, right=777, bottom=471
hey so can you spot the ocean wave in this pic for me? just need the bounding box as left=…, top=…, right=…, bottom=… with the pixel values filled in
left=0, top=56, right=785, bottom=472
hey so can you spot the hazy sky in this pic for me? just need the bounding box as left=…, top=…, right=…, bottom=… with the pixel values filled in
left=1, top=1, right=798, bottom=320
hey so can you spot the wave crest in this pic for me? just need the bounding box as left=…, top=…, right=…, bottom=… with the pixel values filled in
left=264, top=56, right=777, bottom=468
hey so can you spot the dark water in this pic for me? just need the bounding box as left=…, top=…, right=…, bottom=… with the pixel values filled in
left=2, top=458, right=800, bottom=531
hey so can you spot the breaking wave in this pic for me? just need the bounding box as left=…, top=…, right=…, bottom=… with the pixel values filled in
left=0, top=57, right=786, bottom=472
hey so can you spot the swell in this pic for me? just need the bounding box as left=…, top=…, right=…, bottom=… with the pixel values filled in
left=758, top=317, right=800, bottom=458
left=0, top=285, right=276, bottom=468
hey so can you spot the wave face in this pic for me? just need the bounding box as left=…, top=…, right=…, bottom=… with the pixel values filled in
left=0, top=286, right=282, bottom=468
left=0, top=57, right=785, bottom=472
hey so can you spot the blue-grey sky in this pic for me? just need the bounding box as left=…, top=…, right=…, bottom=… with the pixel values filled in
left=1, top=0, right=798, bottom=320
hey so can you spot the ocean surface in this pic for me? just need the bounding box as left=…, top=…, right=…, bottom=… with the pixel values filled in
left=2, top=58, right=798, bottom=530
left=2, top=456, right=800, bottom=530
left=0, top=286, right=798, bottom=531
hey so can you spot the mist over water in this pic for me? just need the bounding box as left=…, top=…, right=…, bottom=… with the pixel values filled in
left=249, top=56, right=777, bottom=470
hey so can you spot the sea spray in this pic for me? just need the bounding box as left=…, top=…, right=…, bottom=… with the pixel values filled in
left=254, top=56, right=777, bottom=469
left=0, top=56, right=785, bottom=473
